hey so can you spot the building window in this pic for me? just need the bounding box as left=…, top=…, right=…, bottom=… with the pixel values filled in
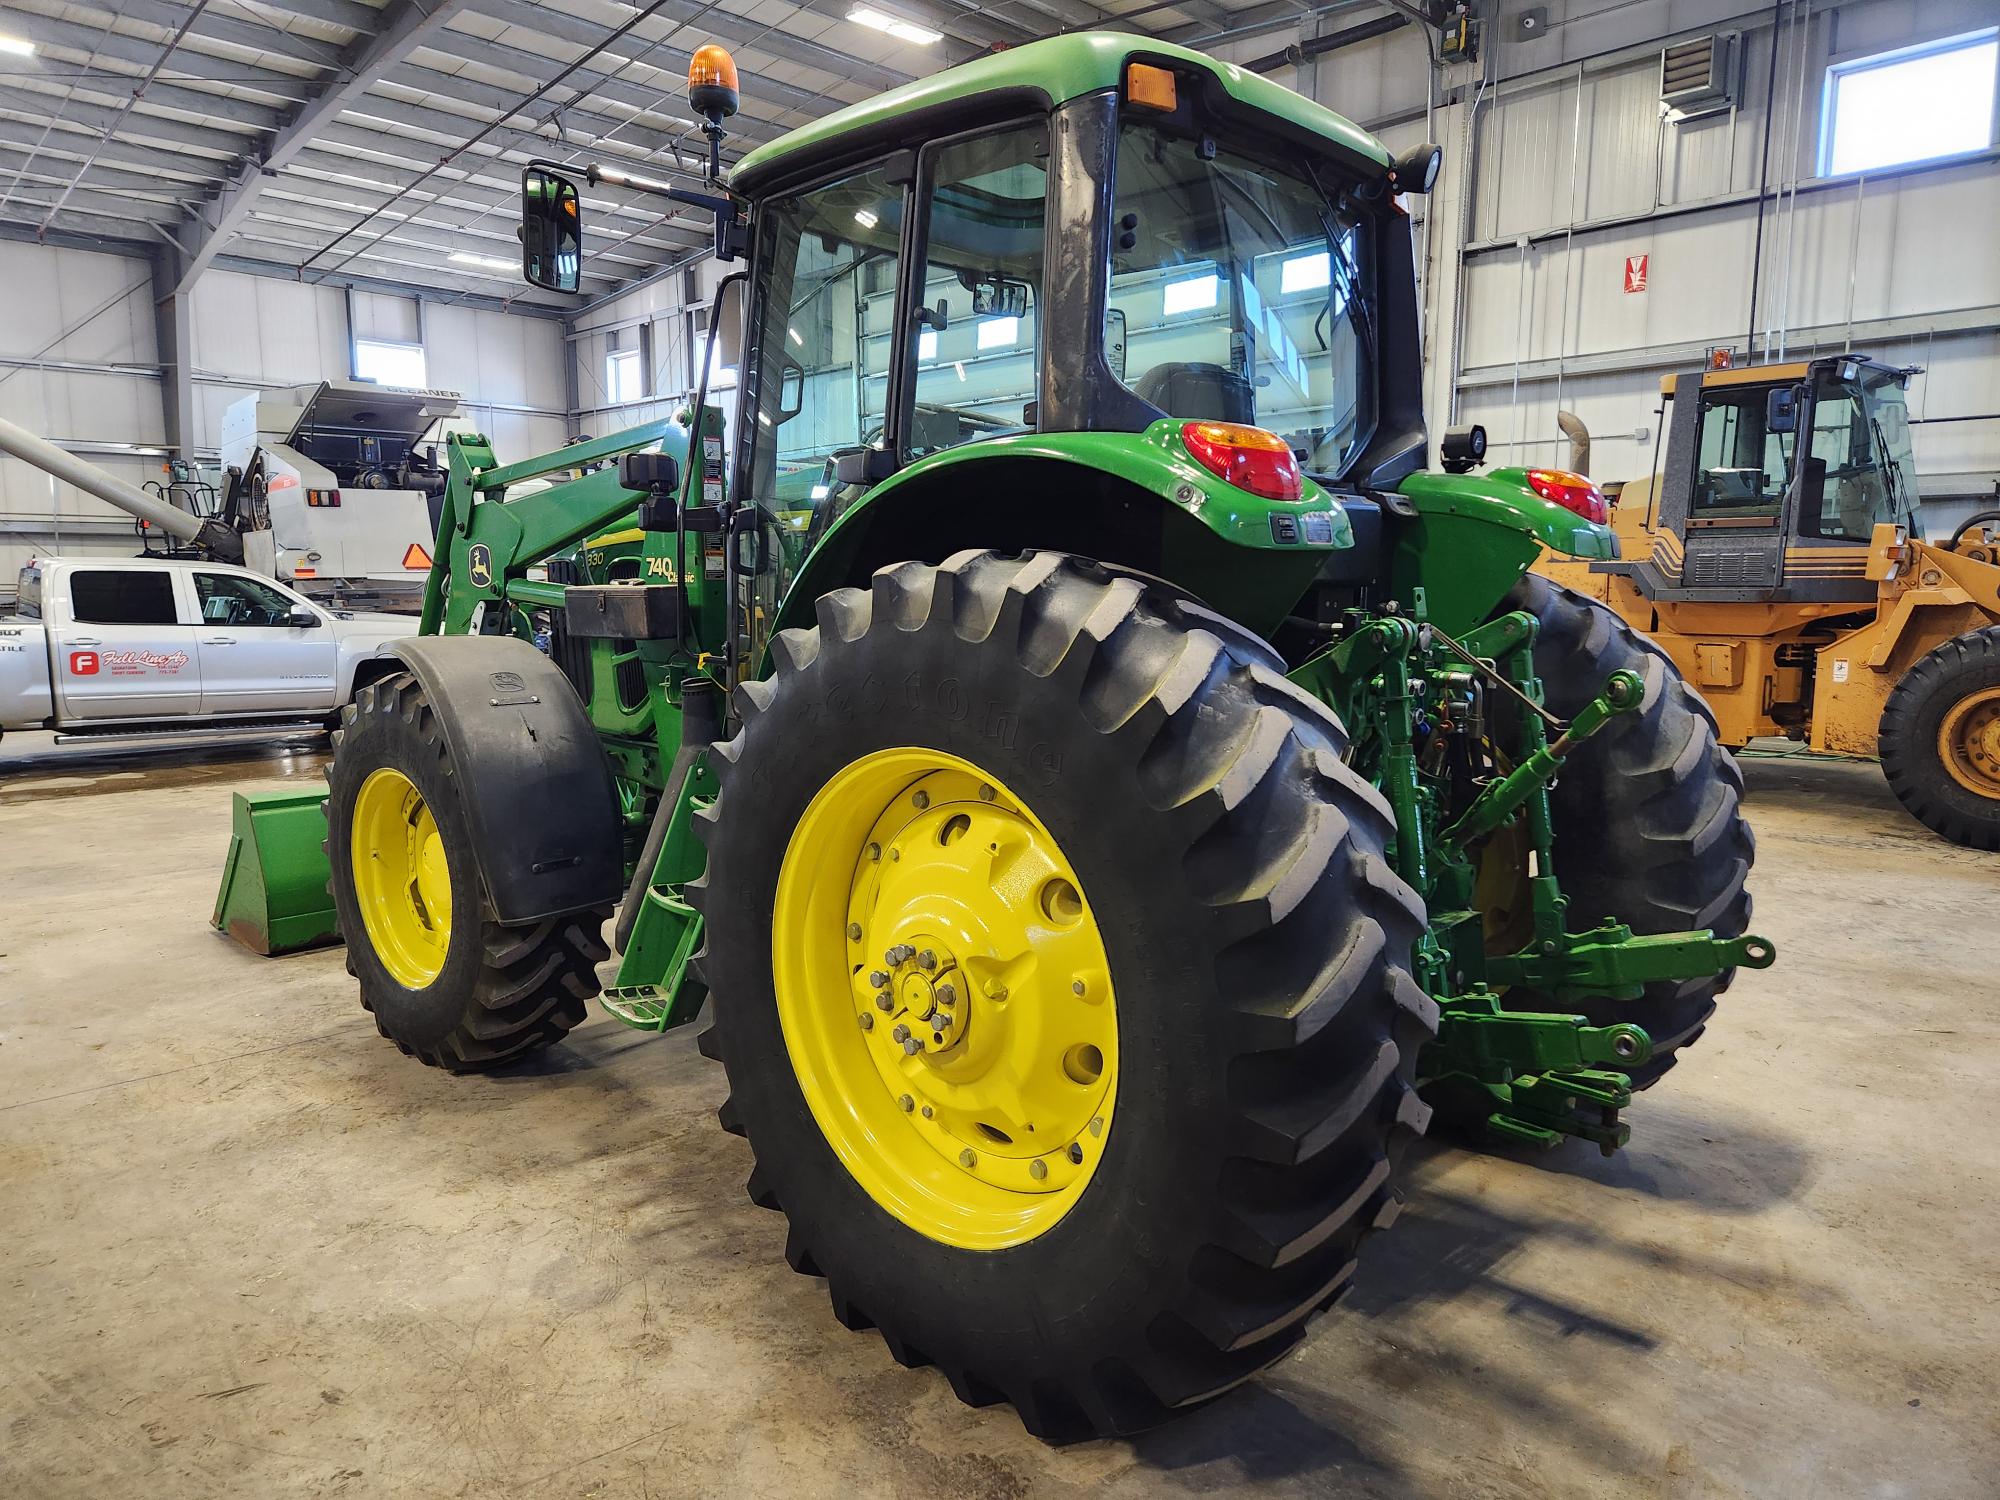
left=1819, top=28, right=1998, bottom=176
left=353, top=338, right=427, bottom=388
left=606, top=348, right=643, bottom=404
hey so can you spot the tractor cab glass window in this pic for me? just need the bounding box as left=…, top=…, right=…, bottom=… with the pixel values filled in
left=907, top=124, right=1047, bottom=459
left=1108, top=124, right=1374, bottom=479
left=70, top=569, right=176, bottom=625
left=194, top=571, right=304, bottom=626
left=741, top=162, right=906, bottom=596
left=1802, top=370, right=1921, bottom=541
left=1693, top=387, right=1792, bottom=515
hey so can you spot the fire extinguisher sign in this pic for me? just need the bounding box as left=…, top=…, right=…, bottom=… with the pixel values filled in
left=1624, top=254, right=1649, bottom=294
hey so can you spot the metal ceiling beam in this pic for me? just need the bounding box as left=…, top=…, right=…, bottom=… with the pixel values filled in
left=210, top=251, right=573, bottom=318
left=0, top=118, right=231, bottom=186
left=0, top=148, right=210, bottom=199
left=0, top=11, right=316, bottom=97
left=79, top=0, right=353, bottom=72
left=0, top=66, right=289, bottom=131
left=238, top=208, right=627, bottom=291
left=169, top=0, right=480, bottom=294
left=0, top=83, right=259, bottom=155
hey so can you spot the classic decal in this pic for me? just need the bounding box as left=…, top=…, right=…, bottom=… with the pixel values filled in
left=100, top=648, right=191, bottom=675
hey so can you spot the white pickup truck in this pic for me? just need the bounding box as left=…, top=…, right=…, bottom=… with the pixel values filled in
left=0, top=556, right=416, bottom=741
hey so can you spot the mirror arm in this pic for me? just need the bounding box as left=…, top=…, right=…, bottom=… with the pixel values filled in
left=585, top=164, right=748, bottom=261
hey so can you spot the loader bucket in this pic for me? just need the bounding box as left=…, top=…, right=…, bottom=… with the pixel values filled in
left=211, top=789, right=339, bottom=955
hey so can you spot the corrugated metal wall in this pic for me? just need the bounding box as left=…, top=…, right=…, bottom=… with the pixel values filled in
left=1225, top=0, right=2000, bottom=533
left=0, top=240, right=569, bottom=591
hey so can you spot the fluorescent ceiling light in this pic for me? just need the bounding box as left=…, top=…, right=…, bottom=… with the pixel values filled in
left=0, top=35, right=35, bottom=57
left=787, top=326, right=803, bottom=346
left=1280, top=251, right=1331, bottom=295
left=1162, top=273, right=1218, bottom=316
left=449, top=251, right=516, bottom=271
left=918, top=329, right=938, bottom=360
left=848, top=6, right=942, bottom=45
left=976, top=316, right=1018, bottom=349
left=854, top=208, right=879, bottom=229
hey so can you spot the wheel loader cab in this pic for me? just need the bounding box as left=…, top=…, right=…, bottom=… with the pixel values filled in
left=1645, top=356, right=1920, bottom=602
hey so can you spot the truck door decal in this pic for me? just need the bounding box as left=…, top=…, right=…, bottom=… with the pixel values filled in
left=70, top=650, right=100, bottom=675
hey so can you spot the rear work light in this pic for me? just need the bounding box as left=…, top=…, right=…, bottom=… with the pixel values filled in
left=1180, top=421, right=1303, bottom=502
left=1525, top=467, right=1608, bottom=524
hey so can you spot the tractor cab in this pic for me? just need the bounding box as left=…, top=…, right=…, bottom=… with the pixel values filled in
left=521, top=33, right=1445, bottom=647
left=1616, top=354, right=1920, bottom=602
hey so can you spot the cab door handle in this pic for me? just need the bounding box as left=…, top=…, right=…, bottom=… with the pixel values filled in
left=201, top=635, right=237, bottom=646
left=69, top=635, right=101, bottom=646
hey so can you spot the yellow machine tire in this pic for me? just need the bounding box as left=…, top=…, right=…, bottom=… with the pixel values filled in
left=325, top=673, right=610, bottom=1071
left=1497, top=575, right=1755, bottom=1089
left=691, top=550, right=1435, bottom=1442
left=1879, top=626, right=2000, bottom=851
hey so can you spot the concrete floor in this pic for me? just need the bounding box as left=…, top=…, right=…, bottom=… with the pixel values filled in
left=2, top=729, right=1997, bottom=1499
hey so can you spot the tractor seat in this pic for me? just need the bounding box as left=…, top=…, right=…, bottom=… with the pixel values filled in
left=1133, top=361, right=1255, bottom=425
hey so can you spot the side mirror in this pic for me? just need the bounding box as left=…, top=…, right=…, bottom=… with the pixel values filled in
left=1105, top=306, right=1128, bottom=382
left=521, top=165, right=582, bottom=294
left=286, top=605, right=319, bottom=628
left=777, top=355, right=806, bottom=423
left=1440, top=423, right=1487, bottom=474
left=1766, top=385, right=1800, bottom=434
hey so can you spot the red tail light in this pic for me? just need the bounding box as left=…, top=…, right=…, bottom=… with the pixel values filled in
left=1525, top=467, right=1608, bottom=524
left=1181, top=421, right=1302, bottom=502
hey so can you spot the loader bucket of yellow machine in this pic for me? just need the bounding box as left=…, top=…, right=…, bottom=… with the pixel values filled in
left=211, top=789, right=338, bottom=955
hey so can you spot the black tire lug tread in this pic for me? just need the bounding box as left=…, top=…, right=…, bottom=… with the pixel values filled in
left=692, top=550, right=1431, bottom=1442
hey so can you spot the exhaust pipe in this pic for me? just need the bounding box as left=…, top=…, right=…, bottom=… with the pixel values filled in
left=1556, top=410, right=1590, bottom=477
left=0, top=415, right=242, bottom=560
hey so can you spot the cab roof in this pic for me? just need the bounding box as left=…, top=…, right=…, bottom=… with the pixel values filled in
left=731, top=31, right=1391, bottom=193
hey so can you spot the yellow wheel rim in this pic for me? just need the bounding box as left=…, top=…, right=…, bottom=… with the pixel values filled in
left=1938, top=687, right=2000, bottom=800
left=772, top=749, right=1118, bottom=1250
left=351, top=767, right=454, bottom=988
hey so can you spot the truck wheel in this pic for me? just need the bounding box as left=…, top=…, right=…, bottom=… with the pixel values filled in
left=1495, top=575, right=1754, bottom=1089
left=1879, top=626, right=2000, bottom=851
left=692, top=551, right=1435, bottom=1441
left=325, top=672, right=608, bottom=1070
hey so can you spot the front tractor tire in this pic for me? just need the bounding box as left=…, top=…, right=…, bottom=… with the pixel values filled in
left=325, top=673, right=610, bottom=1071
left=692, top=550, right=1437, bottom=1442
left=1879, top=626, right=2000, bottom=851
left=1500, top=575, right=1755, bottom=1089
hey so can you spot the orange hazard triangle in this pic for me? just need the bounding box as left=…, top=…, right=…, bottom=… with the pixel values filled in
left=403, top=543, right=434, bottom=569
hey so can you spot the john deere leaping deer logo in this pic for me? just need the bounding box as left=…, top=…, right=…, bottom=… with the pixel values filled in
left=467, top=543, right=493, bottom=589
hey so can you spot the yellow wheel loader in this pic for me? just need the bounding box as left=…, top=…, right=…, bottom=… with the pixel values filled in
left=1535, top=355, right=2000, bottom=849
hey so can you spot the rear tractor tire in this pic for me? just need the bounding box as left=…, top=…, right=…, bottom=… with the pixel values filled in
left=1494, top=575, right=1755, bottom=1090
left=692, top=550, right=1437, bottom=1441
left=1879, top=626, right=2000, bottom=851
left=325, top=672, right=610, bottom=1071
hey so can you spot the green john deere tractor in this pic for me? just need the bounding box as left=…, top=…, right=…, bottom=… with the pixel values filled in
left=218, top=33, right=1770, bottom=1441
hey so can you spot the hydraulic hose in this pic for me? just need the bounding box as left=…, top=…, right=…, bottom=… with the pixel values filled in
left=614, top=674, right=724, bottom=953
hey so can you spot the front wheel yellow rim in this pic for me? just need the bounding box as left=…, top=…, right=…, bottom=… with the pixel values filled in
left=772, top=749, right=1118, bottom=1250
left=1938, top=687, right=2000, bottom=800
left=351, top=767, right=454, bottom=988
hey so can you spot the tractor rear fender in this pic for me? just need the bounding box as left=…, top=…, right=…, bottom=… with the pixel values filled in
left=771, top=426, right=1353, bottom=640
left=382, top=635, right=622, bottom=925
left=1392, top=470, right=1621, bottom=636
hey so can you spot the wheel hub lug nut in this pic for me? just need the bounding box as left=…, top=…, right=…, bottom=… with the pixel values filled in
left=1029, top=1159, right=1048, bottom=1181
left=858, top=1013, right=874, bottom=1031
left=874, top=992, right=894, bottom=1012
left=891, top=1023, right=910, bottom=1043
left=959, top=1149, right=977, bottom=1168
left=868, top=970, right=889, bottom=989
left=901, top=1037, right=923, bottom=1056
left=917, top=949, right=936, bottom=971
left=898, top=1094, right=914, bottom=1112
left=912, top=789, right=930, bottom=809
left=1072, top=979, right=1087, bottom=996
left=846, top=922, right=862, bottom=941
left=935, top=984, right=956, bottom=1005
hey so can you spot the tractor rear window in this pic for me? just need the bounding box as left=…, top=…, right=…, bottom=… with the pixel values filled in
left=1108, top=123, right=1375, bottom=480
left=69, top=569, right=177, bottom=625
